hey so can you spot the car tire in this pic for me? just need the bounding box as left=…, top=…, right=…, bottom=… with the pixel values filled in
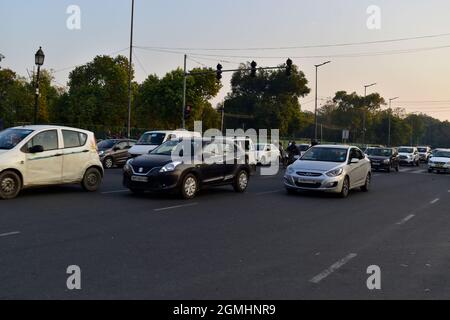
left=233, top=170, right=249, bottom=193
left=361, top=173, right=371, bottom=192
left=82, top=167, right=102, bottom=192
left=103, top=157, right=114, bottom=169
left=339, top=176, right=350, bottom=198
left=181, top=174, right=198, bottom=200
left=0, top=171, right=22, bottom=200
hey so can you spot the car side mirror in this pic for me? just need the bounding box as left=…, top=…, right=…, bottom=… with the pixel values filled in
left=29, top=145, right=44, bottom=153
left=350, top=158, right=360, bottom=164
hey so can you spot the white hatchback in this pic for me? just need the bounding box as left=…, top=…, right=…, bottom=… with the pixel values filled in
left=0, top=125, right=104, bottom=200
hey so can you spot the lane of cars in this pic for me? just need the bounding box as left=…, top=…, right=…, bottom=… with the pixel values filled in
left=0, top=124, right=448, bottom=201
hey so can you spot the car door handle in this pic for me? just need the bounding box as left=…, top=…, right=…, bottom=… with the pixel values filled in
left=82, top=150, right=89, bottom=153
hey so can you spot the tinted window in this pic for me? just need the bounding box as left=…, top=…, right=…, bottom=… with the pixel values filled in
left=302, top=147, right=348, bottom=163
left=0, top=129, right=34, bottom=150
left=27, top=130, right=58, bottom=151
left=63, top=130, right=88, bottom=148
left=115, top=141, right=128, bottom=150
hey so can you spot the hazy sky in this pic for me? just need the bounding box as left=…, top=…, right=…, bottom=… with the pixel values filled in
left=1, top=0, right=450, bottom=121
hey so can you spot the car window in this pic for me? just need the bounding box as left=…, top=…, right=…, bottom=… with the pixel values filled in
left=128, top=141, right=136, bottom=147
left=63, top=130, right=88, bottom=148
left=115, top=141, right=128, bottom=150
left=27, top=130, right=58, bottom=152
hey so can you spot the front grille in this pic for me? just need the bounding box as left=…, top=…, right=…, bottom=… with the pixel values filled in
left=295, top=181, right=322, bottom=189
left=399, top=155, right=408, bottom=160
left=132, top=166, right=161, bottom=175
left=296, top=172, right=322, bottom=177
left=433, top=162, right=445, bottom=166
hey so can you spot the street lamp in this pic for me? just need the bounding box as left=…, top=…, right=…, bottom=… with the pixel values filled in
left=363, top=83, right=377, bottom=146
left=314, top=61, right=331, bottom=142
left=127, top=0, right=135, bottom=138
left=34, top=47, right=45, bottom=125
left=388, top=97, right=399, bottom=147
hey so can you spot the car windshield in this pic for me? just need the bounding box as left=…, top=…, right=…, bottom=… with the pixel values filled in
left=399, top=148, right=414, bottom=153
left=151, top=139, right=209, bottom=157
left=418, top=148, right=428, bottom=152
left=367, top=148, right=392, bottom=157
left=301, top=147, right=348, bottom=163
left=97, top=140, right=117, bottom=149
left=433, top=151, right=450, bottom=158
left=0, top=128, right=34, bottom=150
left=137, top=133, right=166, bottom=146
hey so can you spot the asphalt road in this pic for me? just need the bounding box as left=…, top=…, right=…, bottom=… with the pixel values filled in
left=0, top=164, right=449, bottom=300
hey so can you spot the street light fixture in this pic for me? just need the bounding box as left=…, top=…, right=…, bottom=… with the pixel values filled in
left=314, top=61, right=331, bottom=142
left=362, top=82, right=377, bottom=146
left=34, top=47, right=45, bottom=125
left=388, top=97, right=399, bottom=147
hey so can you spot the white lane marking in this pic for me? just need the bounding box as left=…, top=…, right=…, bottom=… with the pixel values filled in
left=0, top=231, right=21, bottom=238
left=430, top=198, right=440, bottom=205
left=101, top=190, right=129, bottom=194
left=310, top=253, right=358, bottom=284
left=396, top=214, right=415, bottom=225
left=255, top=189, right=284, bottom=196
left=154, top=203, right=198, bottom=212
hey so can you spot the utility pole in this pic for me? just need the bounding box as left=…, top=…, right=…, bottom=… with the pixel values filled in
left=221, top=100, right=225, bottom=134
left=314, top=61, right=331, bottom=142
left=127, top=0, right=135, bottom=138
left=388, top=97, right=399, bottom=147
left=363, top=83, right=377, bottom=146
left=182, top=54, right=187, bottom=129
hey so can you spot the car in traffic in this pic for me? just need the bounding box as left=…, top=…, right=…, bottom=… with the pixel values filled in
left=428, top=149, right=450, bottom=173
left=123, top=138, right=252, bottom=199
left=366, top=147, right=400, bottom=172
left=417, top=146, right=432, bottom=162
left=284, top=145, right=371, bottom=198
left=0, top=125, right=103, bottom=200
left=98, top=139, right=137, bottom=169
left=398, top=146, right=420, bottom=166
left=128, top=130, right=201, bottom=158
left=255, top=143, right=281, bottom=166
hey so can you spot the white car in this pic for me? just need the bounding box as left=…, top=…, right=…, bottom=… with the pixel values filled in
left=398, top=146, right=420, bottom=166
left=128, top=130, right=201, bottom=158
left=0, top=125, right=103, bottom=200
left=284, top=145, right=371, bottom=198
left=255, top=143, right=281, bottom=165
left=428, top=149, right=450, bottom=173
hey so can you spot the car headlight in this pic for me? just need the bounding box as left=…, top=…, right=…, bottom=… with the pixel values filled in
left=326, top=167, right=344, bottom=177
left=160, top=161, right=182, bottom=173
left=383, top=159, right=390, bottom=164
left=124, top=159, right=133, bottom=173
left=287, top=166, right=295, bottom=175
left=98, top=150, right=105, bottom=156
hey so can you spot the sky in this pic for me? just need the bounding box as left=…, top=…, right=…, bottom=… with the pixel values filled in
left=1, top=0, right=450, bottom=121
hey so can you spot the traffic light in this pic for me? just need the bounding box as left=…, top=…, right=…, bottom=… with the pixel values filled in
left=216, top=64, right=223, bottom=81
left=250, top=61, right=257, bottom=77
left=184, top=105, right=192, bottom=120
left=286, top=58, right=293, bottom=76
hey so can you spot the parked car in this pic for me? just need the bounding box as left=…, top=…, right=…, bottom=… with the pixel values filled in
left=128, top=130, right=201, bottom=158
left=284, top=145, right=371, bottom=198
left=417, top=146, right=432, bottom=162
left=255, top=143, right=281, bottom=165
left=123, top=138, right=252, bottom=199
left=98, top=139, right=136, bottom=169
left=398, top=146, right=420, bottom=166
left=0, top=125, right=103, bottom=200
left=366, top=147, right=400, bottom=172
left=428, top=149, right=450, bottom=173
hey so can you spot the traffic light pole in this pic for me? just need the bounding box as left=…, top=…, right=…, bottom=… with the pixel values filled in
left=182, top=54, right=187, bottom=129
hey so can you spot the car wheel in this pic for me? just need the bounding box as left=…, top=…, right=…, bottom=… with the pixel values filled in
left=361, top=173, right=371, bottom=192
left=0, top=171, right=22, bottom=200
left=181, top=174, right=198, bottom=200
left=339, top=176, right=350, bottom=198
left=233, top=170, right=249, bottom=193
left=103, top=157, right=114, bottom=169
left=82, top=167, right=102, bottom=192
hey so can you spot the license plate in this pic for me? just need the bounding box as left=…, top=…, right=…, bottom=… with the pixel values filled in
left=298, top=179, right=317, bottom=184
left=131, top=176, right=148, bottom=183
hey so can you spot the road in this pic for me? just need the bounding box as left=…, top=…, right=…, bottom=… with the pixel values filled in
left=0, top=165, right=449, bottom=299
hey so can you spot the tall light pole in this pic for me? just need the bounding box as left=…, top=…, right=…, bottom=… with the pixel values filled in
left=34, top=47, right=45, bottom=125
left=182, top=54, right=187, bottom=129
left=127, top=0, right=135, bottom=138
left=388, top=97, right=399, bottom=147
left=363, top=83, right=377, bottom=146
left=314, top=61, right=331, bottom=142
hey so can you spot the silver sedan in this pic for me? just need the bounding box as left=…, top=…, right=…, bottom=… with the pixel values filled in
left=284, top=145, right=372, bottom=198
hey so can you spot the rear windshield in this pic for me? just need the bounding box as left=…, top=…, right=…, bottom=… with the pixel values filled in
left=137, top=133, right=166, bottom=146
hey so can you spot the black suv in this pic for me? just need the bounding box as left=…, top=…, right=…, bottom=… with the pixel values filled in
left=366, top=147, right=400, bottom=173
left=123, top=138, right=252, bottom=199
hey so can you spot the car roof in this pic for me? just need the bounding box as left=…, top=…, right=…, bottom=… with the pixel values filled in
left=12, top=125, right=92, bottom=133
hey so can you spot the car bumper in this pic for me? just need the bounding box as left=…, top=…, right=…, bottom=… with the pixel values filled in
left=370, top=162, right=391, bottom=170
left=123, top=171, right=180, bottom=192
left=428, top=164, right=450, bottom=172
left=399, top=158, right=415, bottom=164
left=284, top=174, right=344, bottom=193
